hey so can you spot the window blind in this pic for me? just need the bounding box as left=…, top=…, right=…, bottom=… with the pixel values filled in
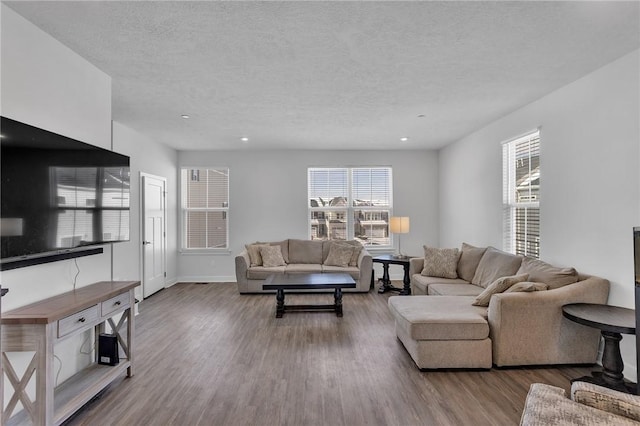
left=308, top=167, right=392, bottom=246
left=503, top=130, right=540, bottom=258
left=181, top=168, right=229, bottom=250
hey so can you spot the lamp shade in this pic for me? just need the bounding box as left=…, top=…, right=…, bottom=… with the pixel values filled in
left=389, top=216, right=410, bottom=234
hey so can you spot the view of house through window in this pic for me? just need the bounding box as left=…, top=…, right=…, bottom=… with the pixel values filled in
left=181, top=167, right=229, bottom=250
left=308, top=167, right=392, bottom=247
left=502, top=130, right=540, bottom=258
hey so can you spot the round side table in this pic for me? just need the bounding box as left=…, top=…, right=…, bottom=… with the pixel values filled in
left=562, top=303, right=636, bottom=394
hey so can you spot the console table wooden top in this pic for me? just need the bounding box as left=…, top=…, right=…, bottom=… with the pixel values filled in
left=2, top=280, right=139, bottom=325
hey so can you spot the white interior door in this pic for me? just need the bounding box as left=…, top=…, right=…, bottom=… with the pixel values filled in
left=141, top=174, right=166, bottom=298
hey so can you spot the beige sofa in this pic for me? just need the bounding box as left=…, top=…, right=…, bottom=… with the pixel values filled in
left=520, top=382, right=640, bottom=425
left=388, top=244, right=610, bottom=369
left=235, top=239, right=373, bottom=293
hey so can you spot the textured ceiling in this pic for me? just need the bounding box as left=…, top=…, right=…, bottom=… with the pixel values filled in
left=4, top=1, right=640, bottom=151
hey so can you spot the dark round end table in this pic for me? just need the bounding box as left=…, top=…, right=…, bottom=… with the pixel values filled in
left=562, top=303, right=636, bottom=394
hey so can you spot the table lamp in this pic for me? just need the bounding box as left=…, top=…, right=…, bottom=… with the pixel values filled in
left=390, top=216, right=410, bottom=259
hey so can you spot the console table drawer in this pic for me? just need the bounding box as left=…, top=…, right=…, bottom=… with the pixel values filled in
left=58, top=305, right=99, bottom=337
left=101, top=293, right=130, bottom=316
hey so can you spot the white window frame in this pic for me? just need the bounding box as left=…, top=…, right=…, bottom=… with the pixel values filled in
left=180, top=167, right=230, bottom=253
left=502, top=129, right=540, bottom=258
left=307, top=167, right=393, bottom=248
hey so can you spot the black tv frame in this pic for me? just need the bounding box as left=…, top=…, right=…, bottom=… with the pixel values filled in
left=0, top=247, right=104, bottom=271
left=634, top=226, right=640, bottom=395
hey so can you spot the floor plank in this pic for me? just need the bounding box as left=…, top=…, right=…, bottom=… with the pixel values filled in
left=63, top=282, right=594, bottom=426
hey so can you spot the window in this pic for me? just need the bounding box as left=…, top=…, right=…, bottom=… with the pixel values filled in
left=503, top=130, right=540, bottom=258
left=308, top=167, right=392, bottom=247
left=181, top=168, right=229, bottom=250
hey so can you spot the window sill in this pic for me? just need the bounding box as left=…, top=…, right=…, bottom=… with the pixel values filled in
left=364, top=247, right=395, bottom=255
left=179, top=249, right=232, bottom=256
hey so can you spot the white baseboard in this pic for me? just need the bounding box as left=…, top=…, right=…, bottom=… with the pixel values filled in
left=164, top=277, right=178, bottom=287
left=175, top=276, right=236, bottom=283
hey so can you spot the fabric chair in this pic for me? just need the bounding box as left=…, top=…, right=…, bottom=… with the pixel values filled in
left=520, top=381, right=640, bottom=425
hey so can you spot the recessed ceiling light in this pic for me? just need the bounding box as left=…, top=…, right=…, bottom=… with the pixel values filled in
left=181, top=114, right=190, bottom=119
left=240, top=137, right=249, bottom=142
left=400, top=137, right=409, bottom=142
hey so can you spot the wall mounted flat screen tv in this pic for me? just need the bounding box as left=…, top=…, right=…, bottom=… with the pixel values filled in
left=1, top=116, right=130, bottom=269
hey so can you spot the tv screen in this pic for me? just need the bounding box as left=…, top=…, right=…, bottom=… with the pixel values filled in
left=1, top=116, right=130, bottom=266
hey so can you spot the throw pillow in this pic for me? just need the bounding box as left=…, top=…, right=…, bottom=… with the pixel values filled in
left=246, top=243, right=270, bottom=266
left=472, top=273, right=529, bottom=307
left=335, top=241, right=362, bottom=266
left=259, top=245, right=286, bottom=267
left=471, top=247, right=523, bottom=288
left=504, top=281, right=549, bottom=293
left=457, top=242, right=488, bottom=282
left=324, top=244, right=355, bottom=268
left=257, top=240, right=289, bottom=263
left=516, top=257, right=578, bottom=290
left=421, top=246, right=461, bottom=279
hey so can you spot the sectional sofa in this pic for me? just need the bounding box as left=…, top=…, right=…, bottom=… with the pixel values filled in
left=235, top=239, right=373, bottom=293
left=388, top=244, right=610, bottom=369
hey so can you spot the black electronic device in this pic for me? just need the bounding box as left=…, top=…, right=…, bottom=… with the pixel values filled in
left=0, top=116, right=130, bottom=270
left=98, top=333, right=119, bottom=366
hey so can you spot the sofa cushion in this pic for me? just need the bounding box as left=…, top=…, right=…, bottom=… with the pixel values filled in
left=288, top=239, right=324, bottom=264
left=285, top=263, right=322, bottom=273
left=247, top=266, right=286, bottom=280
left=471, top=247, right=523, bottom=288
left=322, top=265, right=360, bottom=279
left=421, top=246, right=461, bottom=279
left=323, top=243, right=354, bottom=267
left=428, top=283, right=484, bottom=296
left=457, top=243, right=488, bottom=282
left=517, top=256, right=579, bottom=290
left=388, top=296, right=488, bottom=341
left=245, top=243, right=270, bottom=266
left=411, top=275, right=469, bottom=295
left=505, top=281, right=549, bottom=293
left=472, top=273, right=529, bottom=307
left=260, top=245, right=286, bottom=267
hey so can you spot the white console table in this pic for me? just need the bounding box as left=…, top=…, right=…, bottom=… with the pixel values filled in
left=1, top=281, right=139, bottom=426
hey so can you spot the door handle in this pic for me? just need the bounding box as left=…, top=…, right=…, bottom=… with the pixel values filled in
left=142, top=241, right=151, bottom=245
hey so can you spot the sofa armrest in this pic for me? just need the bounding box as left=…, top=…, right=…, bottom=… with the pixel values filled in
left=571, top=381, right=640, bottom=422
left=488, top=276, right=610, bottom=366
left=409, top=257, right=424, bottom=277
left=235, top=250, right=250, bottom=292
left=358, top=249, right=373, bottom=290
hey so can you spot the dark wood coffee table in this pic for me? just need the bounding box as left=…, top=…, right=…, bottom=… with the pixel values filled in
left=563, top=303, right=636, bottom=393
left=263, top=273, right=356, bottom=318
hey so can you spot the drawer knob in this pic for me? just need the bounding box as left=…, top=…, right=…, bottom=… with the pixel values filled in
left=114, top=301, right=121, bottom=306
left=78, top=317, right=86, bottom=323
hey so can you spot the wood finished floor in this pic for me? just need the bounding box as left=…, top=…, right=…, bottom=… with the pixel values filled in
left=64, top=282, right=593, bottom=426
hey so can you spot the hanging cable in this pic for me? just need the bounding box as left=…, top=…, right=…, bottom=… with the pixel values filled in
left=73, top=258, right=80, bottom=290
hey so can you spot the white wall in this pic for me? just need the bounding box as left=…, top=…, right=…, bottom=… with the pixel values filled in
left=439, top=50, right=640, bottom=379
left=111, top=122, right=179, bottom=299
left=177, top=150, right=439, bottom=282
left=0, top=4, right=114, bottom=387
